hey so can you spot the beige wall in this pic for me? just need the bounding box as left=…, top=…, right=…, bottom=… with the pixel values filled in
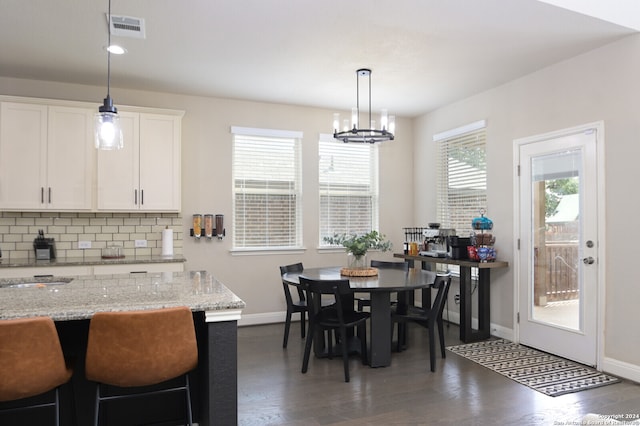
left=0, top=75, right=414, bottom=321
left=414, top=34, right=640, bottom=377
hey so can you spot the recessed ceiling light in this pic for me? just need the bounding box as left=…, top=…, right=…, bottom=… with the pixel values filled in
left=106, top=44, right=126, bottom=55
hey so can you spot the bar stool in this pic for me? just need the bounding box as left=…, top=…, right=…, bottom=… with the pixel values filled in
left=85, top=306, right=198, bottom=426
left=0, top=317, right=73, bottom=426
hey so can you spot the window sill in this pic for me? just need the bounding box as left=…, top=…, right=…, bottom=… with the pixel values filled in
left=230, top=247, right=306, bottom=256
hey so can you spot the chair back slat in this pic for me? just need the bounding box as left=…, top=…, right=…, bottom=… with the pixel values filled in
left=299, top=277, right=351, bottom=324
left=430, top=273, right=452, bottom=318
left=280, top=263, right=305, bottom=302
left=370, top=260, right=409, bottom=271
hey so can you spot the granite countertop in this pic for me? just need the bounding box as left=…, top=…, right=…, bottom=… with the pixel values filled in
left=0, top=270, right=245, bottom=321
left=0, top=254, right=187, bottom=269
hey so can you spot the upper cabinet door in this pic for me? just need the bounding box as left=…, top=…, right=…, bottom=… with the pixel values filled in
left=96, top=112, right=140, bottom=210
left=0, top=102, right=48, bottom=209
left=0, top=102, right=94, bottom=211
left=138, top=113, right=181, bottom=211
left=97, top=112, right=181, bottom=212
left=47, top=106, right=94, bottom=210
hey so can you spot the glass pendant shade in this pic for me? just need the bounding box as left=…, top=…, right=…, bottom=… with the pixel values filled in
left=95, top=96, right=123, bottom=150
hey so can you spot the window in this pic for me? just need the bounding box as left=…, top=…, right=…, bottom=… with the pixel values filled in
left=435, top=121, right=487, bottom=236
left=232, top=127, right=302, bottom=250
left=318, top=134, right=379, bottom=245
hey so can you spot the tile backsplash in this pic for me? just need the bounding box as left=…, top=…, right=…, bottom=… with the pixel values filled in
left=0, top=212, right=183, bottom=261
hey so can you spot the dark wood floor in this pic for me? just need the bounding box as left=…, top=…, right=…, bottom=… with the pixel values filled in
left=237, top=322, right=640, bottom=425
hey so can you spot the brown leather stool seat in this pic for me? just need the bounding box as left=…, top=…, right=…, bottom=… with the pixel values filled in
left=0, top=317, right=73, bottom=426
left=85, top=306, right=198, bottom=426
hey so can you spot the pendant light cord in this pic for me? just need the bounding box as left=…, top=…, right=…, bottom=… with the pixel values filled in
left=106, top=0, right=112, bottom=98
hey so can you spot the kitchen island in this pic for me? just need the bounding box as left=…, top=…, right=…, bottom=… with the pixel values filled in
left=0, top=270, right=245, bottom=425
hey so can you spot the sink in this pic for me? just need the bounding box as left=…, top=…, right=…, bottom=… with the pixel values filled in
left=0, top=277, right=73, bottom=289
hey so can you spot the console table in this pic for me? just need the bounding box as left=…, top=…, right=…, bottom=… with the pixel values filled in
left=394, top=253, right=508, bottom=342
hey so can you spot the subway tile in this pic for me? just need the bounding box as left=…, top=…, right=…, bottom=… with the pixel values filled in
left=0, top=212, right=183, bottom=260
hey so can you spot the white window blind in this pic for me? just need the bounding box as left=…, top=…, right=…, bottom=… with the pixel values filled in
left=232, top=127, right=302, bottom=250
left=435, top=123, right=487, bottom=236
left=319, top=134, right=379, bottom=245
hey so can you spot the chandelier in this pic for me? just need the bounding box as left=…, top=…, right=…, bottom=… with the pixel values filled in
left=94, top=0, right=123, bottom=150
left=333, top=69, right=395, bottom=144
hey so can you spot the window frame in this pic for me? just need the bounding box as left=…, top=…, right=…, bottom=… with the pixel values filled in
left=231, top=126, right=303, bottom=253
left=434, top=120, right=487, bottom=274
left=318, top=133, right=380, bottom=248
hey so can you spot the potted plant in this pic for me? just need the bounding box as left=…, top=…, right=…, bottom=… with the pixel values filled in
left=324, top=231, right=392, bottom=271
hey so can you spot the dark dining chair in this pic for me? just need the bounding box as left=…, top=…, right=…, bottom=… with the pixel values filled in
left=300, top=276, right=370, bottom=382
left=279, top=263, right=306, bottom=348
left=392, top=272, right=452, bottom=372
left=356, top=260, right=409, bottom=311
left=0, top=317, right=74, bottom=426
left=280, top=263, right=335, bottom=348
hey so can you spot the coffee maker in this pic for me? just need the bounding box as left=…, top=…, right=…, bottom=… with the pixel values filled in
left=420, top=226, right=456, bottom=257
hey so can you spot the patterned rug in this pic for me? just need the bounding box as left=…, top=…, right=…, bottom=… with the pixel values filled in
left=447, top=339, right=620, bottom=397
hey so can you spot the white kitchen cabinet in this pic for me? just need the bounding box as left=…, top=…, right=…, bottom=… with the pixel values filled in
left=92, top=262, right=184, bottom=275
left=0, top=102, right=93, bottom=210
left=97, top=111, right=182, bottom=211
left=0, top=265, right=93, bottom=279
left=0, top=262, right=183, bottom=279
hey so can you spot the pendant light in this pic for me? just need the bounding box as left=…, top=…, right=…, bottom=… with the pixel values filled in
left=333, top=69, right=395, bottom=144
left=94, top=0, right=123, bottom=150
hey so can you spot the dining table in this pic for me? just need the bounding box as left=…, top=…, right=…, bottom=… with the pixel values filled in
left=282, top=266, right=436, bottom=368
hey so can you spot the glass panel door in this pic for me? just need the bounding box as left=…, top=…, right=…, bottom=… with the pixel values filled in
left=517, top=125, right=599, bottom=366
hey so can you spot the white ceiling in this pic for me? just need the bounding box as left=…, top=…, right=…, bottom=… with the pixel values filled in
left=0, top=0, right=637, bottom=117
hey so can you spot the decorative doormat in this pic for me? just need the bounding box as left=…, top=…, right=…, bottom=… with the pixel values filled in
left=447, top=339, right=620, bottom=397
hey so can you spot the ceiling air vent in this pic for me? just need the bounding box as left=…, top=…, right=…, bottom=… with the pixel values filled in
left=107, top=14, right=146, bottom=39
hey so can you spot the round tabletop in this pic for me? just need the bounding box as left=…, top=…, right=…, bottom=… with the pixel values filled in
left=282, top=266, right=435, bottom=292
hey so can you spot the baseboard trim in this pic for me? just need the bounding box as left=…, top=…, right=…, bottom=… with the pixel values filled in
left=238, top=311, right=285, bottom=327
left=239, top=309, right=515, bottom=341
left=602, top=356, right=640, bottom=384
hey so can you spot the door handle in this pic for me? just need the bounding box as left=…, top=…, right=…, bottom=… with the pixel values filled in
left=583, top=256, right=595, bottom=265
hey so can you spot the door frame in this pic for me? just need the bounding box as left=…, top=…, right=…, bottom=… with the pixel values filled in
left=512, top=121, right=606, bottom=368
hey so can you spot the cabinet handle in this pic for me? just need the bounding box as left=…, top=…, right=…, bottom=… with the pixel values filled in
left=134, top=189, right=138, bottom=205
left=41, top=187, right=44, bottom=204
left=141, top=189, right=144, bottom=205
left=48, top=187, right=52, bottom=204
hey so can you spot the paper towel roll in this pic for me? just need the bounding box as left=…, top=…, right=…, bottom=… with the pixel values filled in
left=162, top=227, right=174, bottom=256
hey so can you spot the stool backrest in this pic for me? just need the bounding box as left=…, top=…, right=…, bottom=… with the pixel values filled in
left=0, top=317, right=72, bottom=402
left=85, top=306, right=198, bottom=388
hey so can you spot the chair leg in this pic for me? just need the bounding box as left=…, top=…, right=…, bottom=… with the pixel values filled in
left=396, top=321, right=405, bottom=352
left=428, top=326, right=436, bottom=372
left=339, top=326, right=350, bottom=382
left=301, top=323, right=314, bottom=374
left=283, top=310, right=292, bottom=348
left=54, top=387, right=60, bottom=426
left=437, top=318, right=446, bottom=358
left=94, top=384, right=101, bottom=426
left=300, top=311, right=306, bottom=339
left=358, top=323, right=368, bottom=366
left=185, top=374, right=193, bottom=426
